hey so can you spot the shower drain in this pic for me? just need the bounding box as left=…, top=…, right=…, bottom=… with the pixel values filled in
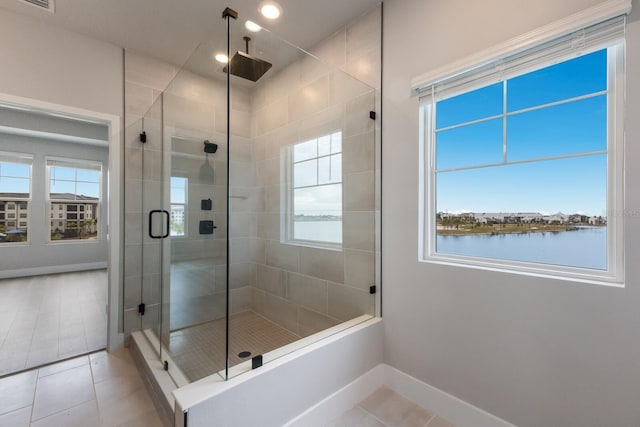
left=238, top=351, right=251, bottom=358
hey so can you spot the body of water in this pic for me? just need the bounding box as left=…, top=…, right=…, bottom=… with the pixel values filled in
left=436, top=226, right=607, bottom=270
left=294, top=220, right=342, bottom=243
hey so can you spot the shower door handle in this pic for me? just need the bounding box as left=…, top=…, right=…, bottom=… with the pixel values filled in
left=149, top=210, right=170, bottom=239
left=162, top=210, right=170, bottom=238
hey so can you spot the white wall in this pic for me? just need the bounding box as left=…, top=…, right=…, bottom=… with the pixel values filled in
left=0, top=8, right=122, bottom=116
left=382, top=1, right=640, bottom=426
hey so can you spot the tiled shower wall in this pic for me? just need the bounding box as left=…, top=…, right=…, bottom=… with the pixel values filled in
left=249, top=7, right=382, bottom=337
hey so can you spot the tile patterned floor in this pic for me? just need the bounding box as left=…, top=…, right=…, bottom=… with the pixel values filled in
left=169, top=310, right=301, bottom=382
left=327, top=387, right=457, bottom=427
left=0, top=348, right=165, bottom=427
left=0, top=270, right=108, bottom=377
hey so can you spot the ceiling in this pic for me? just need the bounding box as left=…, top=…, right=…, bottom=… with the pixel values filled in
left=0, top=0, right=381, bottom=69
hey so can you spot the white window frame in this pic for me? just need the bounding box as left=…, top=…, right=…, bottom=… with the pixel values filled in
left=46, top=156, right=102, bottom=243
left=0, top=151, right=33, bottom=245
left=170, top=176, right=188, bottom=238
left=418, top=22, right=626, bottom=286
left=283, top=132, right=343, bottom=250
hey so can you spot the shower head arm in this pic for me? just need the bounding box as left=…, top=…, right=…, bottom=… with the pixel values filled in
left=243, top=36, right=251, bottom=54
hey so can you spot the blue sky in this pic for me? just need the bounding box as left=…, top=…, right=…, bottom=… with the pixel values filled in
left=435, top=49, right=608, bottom=216
left=0, top=163, right=30, bottom=194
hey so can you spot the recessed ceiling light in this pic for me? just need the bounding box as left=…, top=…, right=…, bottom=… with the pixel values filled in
left=245, top=20, right=262, bottom=32
left=259, top=1, right=282, bottom=20
left=215, top=53, right=229, bottom=64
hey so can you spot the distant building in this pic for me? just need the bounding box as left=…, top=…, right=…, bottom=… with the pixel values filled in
left=439, top=211, right=600, bottom=226
left=1, top=192, right=98, bottom=238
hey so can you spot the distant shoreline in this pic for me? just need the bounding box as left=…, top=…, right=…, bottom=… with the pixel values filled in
left=436, top=224, right=604, bottom=236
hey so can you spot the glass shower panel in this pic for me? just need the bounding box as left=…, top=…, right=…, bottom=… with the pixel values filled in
left=140, top=94, right=165, bottom=358
left=158, top=19, right=232, bottom=383
left=226, top=19, right=377, bottom=378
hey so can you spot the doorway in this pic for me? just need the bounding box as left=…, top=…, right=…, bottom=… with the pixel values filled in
left=0, top=94, right=122, bottom=376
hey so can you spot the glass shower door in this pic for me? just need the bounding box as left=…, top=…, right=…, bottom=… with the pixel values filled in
left=158, top=22, right=231, bottom=382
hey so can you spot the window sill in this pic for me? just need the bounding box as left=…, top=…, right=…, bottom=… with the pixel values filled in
left=422, top=254, right=624, bottom=288
left=282, top=239, right=343, bottom=252
left=47, top=239, right=102, bottom=245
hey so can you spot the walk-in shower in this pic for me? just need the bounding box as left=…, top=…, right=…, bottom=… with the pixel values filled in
left=125, top=6, right=379, bottom=385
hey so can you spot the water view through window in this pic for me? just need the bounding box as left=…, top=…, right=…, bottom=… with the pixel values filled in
left=433, top=49, right=610, bottom=270
left=291, top=132, right=342, bottom=245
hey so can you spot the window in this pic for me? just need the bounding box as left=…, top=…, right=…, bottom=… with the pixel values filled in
left=170, top=177, right=187, bottom=237
left=0, top=152, right=32, bottom=244
left=419, top=17, right=625, bottom=283
left=285, top=132, right=343, bottom=247
left=47, top=158, right=101, bottom=241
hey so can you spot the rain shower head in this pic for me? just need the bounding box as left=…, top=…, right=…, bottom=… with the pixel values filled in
left=224, top=36, right=272, bottom=82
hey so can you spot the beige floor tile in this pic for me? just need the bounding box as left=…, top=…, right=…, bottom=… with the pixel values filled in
left=0, top=406, right=31, bottom=427
left=30, top=400, right=99, bottom=427
left=0, top=370, right=37, bottom=415
left=98, top=387, right=158, bottom=427
left=360, top=387, right=434, bottom=427
left=90, top=348, right=139, bottom=384
left=326, top=407, right=386, bottom=427
left=38, top=355, right=89, bottom=378
left=94, top=372, right=145, bottom=406
left=31, top=364, right=95, bottom=421
left=106, top=408, right=164, bottom=427
left=426, top=416, right=457, bottom=427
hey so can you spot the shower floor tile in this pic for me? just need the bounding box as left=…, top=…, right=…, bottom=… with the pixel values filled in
left=0, top=270, right=107, bottom=377
left=168, top=310, right=301, bottom=382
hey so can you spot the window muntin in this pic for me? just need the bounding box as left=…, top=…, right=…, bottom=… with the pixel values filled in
left=47, top=158, right=101, bottom=241
left=170, top=177, right=187, bottom=237
left=422, top=45, right=623, bottom=283
left=0, top=152, right=32, bottom=244
left=286, top=132, right=343, bottom=247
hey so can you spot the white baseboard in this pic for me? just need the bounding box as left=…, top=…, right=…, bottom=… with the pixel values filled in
left=287, top=364, right=515, bottom=427
left=0, top=262, right=107, bottom=279
left=284, top=364, right=385, bottom=427
left=384, top=365, right=516, bottom=427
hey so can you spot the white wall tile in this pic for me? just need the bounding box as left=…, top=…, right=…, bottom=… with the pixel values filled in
left=287, top=273, right=328, bottom=314
left=288, top=76, right=330, bottom=123
left=327, top=282, right=373, bottom=321
left=257, top=97, right=289, bottom=135
left=343, top=131, right=375, bottom=175
left=298, top=246, right=344, bottom=284
left=344, top=171, right=375, bottom=212
left=257, top=264, right=287, bottom=298
left=263, top=294, right=299, bottom=335
left=345, top=91, right=375, bottom=138
left=298, top=308, right=341, bottom=337
left=265, top=241, right=300, bottom=272
left=344, top=249, right=375, bottom=291
left=343, top=211, right=375, bottom=251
